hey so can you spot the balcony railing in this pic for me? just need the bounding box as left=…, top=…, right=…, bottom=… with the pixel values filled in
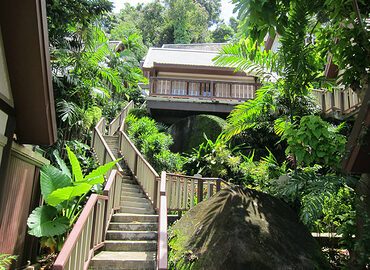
left=312, top=87, right=361, bottom=116
left=150, top=77, right=260, bottom=100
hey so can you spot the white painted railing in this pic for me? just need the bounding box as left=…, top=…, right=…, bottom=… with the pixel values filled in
left=312, top=87, right=361, bottom=116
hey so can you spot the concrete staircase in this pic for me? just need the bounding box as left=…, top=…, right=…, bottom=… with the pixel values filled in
left=90, top=144, right=158, bottom=269
left=104, top=135, right=120, bottom=158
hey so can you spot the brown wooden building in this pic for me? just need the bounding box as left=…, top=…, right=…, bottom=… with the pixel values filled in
left=0, top=1, right=57, bottom=268
left=142, top=44, right=260, bottom=123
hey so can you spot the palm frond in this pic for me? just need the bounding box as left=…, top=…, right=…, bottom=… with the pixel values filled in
left=56, top=100, right=83, bottom=126
left=223, top=83, right=278, bottom=140
left=213, top=39, right=280, bottom=82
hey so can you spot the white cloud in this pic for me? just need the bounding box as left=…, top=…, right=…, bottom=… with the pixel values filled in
left=110, top=0, right=236, bottom=22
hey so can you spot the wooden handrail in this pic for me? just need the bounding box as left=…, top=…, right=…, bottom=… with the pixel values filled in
left=157, top=171, right=168, bottom=270
left=118, top=101, right=134, bottom=133
left=53, top=170, right=121, bottom=270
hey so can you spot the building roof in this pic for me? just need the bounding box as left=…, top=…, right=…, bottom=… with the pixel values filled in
left=0, top=0, right=57, bottom=145
left=162, top=43, right=226, bottom=52
left=143, top=47, right=226, bottom=70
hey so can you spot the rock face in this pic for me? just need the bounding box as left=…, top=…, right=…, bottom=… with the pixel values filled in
left=169, top=187, right=329, bottom=270
left=169, top=114, right=226, bottom=153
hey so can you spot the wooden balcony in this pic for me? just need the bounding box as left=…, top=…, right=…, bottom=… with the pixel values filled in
left=149, top=77, right=260, bottom=100
left=147, top=77, right=361, bottom=123
left=312, top=88, right=361, bottom=119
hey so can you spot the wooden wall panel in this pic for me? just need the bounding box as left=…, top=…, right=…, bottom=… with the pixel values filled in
left=0, top=153, right=37, bottom=269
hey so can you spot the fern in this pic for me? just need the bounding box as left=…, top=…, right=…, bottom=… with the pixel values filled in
left=0, top=254, right=17, bottom=270
left=223, top=83, right=278, bottom=139
left=214, top=39, right=280, bottom=82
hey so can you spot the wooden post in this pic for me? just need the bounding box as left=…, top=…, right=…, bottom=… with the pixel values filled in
left=134, top=154, right=138, bottom=175
left=153, top=176, right=159, bottom=210
left=216, top=178, right=221, bottom=192
left=102, top=200, right=108, bottom=241
left=229, top=83, right=232, bottom=98
left=103, top=149, right=107, bottom=164
left=321, top=93, right=326, bottom=112
left=340, top=91, right=345, bottom=115
left=197, top=179, right=204, bottom=203
left=186, top=81, right=189, bottom=96
left=330, top=92, right=335, bottom=112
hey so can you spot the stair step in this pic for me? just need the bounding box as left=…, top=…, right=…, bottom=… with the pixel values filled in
left=119, top=206, right=155, bottom=214
left=121, top=195, right=150, bottom=202
left=90, top=251, right=156, bottom=269
left=106, top=230, right=157, bottom=240
left=121, top=182, right=139, bottom=188
left=121, top=192, right=146, bottom=198
left=121, top=187, right=141, bottom=193
left=112, top=214, right=158, bottom=223
left=104, top=240, right=157, bottom=251
left=122, top=200, right=153, bottom=209
left=109, top=222, right=158, bottom=231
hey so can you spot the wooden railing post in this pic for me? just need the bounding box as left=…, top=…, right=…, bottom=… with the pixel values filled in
left=197, top=179, right=204, bottom=203
left=321, top=92, right=326, bottom=112
left=157, top=171, right=168, bottom=270
left=153, top=176, right=159, bottom=210
left=216, top=178, right=221, bottom=192
left=340, top=91, right=345, bottom=114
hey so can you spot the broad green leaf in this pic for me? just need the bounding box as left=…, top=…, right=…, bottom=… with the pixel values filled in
left=40, top=165, right=72, bottom=199
left=85, top=175, right=105, bottom=185
left=27, top=205, right=69, bottom=237
left=53, top=150, right=71, bottom=178
left=47, top=183, right=92, bottom=206
left=66, top=145, right=83, bottom=182
left=84, top=158, right=121, bottom=181
left=312, top=128, right=321, bottom=139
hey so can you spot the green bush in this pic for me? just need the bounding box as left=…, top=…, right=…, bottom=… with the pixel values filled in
left=128, top=107, right=150, bottom=119
left=141, top=133, right=173, bottom=160
left=281, top=115, right=347, bottom=169
left=153, top=150, right=184, bottom=173
left=127, top=116, right=157, bottom=149
left=126, top=116, right=183, bottom=173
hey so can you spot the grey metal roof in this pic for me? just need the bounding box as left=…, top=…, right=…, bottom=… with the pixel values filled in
left=162, top=43, right=226, bottom=52
left=143, top=47, right=226, bottom=69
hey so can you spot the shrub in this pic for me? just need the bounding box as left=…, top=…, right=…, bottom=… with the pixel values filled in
left=153, top=150, right=184, bottom=173
left=141, top=133, right=173, bottom=160
left=127, top=116, right=157, bottom=149
left=126, top=116, right=183, bottom=173
left=281, top=115, right=347, bottom=169
left=128, top=107, right=149, bottom=119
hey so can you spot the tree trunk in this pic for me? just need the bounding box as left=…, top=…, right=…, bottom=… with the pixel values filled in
left=351, top=173, right=370, bottom=269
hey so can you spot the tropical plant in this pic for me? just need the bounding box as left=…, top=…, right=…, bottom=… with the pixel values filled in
left=0, top=254, right=17, bottom=270
left=280, top=115, right=347, bottom=169
left=126, top=115, right=184, bottom=173
left=27, top=146, right=120, bottom=250
left=184, top=135, right=246, bottom=183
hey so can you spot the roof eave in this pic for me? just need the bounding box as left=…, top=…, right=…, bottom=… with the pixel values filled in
left=0, top=0, right=57, bottom=145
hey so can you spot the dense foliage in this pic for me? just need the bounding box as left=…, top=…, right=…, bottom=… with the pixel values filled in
left=208, top=0, right=370, bottom=267
left=27, top=146, right=119, bottom=251
left=126, top=114, right=184, bottom=173
left=46, top=0, right=147, bottom=160
left=110, top=0, right=235, bottom=47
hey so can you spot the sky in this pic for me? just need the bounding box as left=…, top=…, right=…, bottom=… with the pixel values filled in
left=110, top=0, right=236, bottom=23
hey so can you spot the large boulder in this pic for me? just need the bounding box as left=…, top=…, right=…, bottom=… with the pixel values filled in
left=169, top=186, right=329, bottom=270
left=169, top=114, right=226, bottom=153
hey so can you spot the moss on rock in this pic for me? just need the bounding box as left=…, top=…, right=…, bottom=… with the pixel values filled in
left=169, top=186, right=329, bottom=270
left=169, top=114, right=226, bottom=153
